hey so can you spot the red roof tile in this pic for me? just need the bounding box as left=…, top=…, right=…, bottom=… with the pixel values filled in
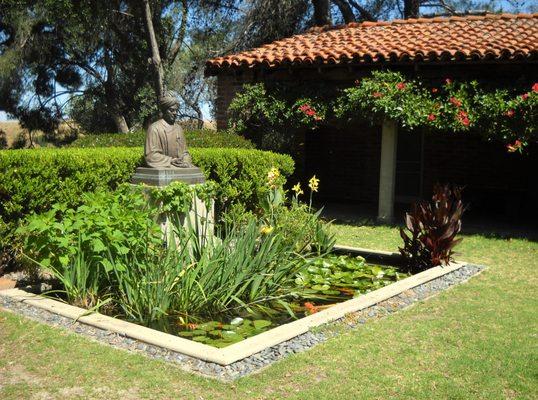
left=206, top=13, right=538, bottom=74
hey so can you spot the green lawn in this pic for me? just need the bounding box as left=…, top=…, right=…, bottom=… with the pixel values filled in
left=1, top=223, right=537, bottom=399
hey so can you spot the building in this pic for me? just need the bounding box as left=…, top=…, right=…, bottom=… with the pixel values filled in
left=206, top=14, right=538, bottom=225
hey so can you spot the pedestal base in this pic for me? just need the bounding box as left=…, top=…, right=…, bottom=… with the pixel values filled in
left=131, top=167, right=205, bottom=186
left=131, top=167, right=213, bottom=242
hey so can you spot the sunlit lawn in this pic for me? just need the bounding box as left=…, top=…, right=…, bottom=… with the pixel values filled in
left=1, top=222, right=537, bottom=399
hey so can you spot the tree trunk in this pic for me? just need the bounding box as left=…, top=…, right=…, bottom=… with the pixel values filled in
left=102, top=42, right=130, bottom=133
left=143, top=0, right=165, bottom=99
left=312, top=0, right=332, bottom=26
left=404, top=0, right=420, bottom=18
left=112, top=114, right=129, bottom=133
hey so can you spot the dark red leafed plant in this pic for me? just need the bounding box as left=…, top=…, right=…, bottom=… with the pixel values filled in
left=399, top=184, right=466, bottom=272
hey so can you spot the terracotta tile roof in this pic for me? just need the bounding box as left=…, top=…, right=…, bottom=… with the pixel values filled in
left=206, top=13, right=538, bottom=74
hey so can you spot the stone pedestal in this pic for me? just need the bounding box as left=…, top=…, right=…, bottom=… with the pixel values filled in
left=131, top=167, right=214, bottom=241
left=132, top=167, right=206, bottom=186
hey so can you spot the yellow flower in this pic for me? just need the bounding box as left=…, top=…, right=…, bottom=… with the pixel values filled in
left=292, top=182, right=303, bottom=196
left=267, top=167, right=281, bottom=188
left=260, top=225, right=274, bottom=235
left=308, top=175, right=320, bottom=192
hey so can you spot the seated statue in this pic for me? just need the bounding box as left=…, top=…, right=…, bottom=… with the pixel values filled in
left=145, top=92, right=195, bottom=169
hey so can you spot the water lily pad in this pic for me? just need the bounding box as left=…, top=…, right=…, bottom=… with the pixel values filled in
left=198, top=321, right=221, bottom=331
left=177, top=329, right=206, bottom=337
left=221, top=331, right=243, bottom=342
left=253, top=319, right=272, bottom=330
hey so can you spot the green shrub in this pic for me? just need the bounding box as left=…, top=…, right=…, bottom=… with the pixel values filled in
left=192, top=148, right=294, bottom=213
left=18, top=186, right=162, bottom=273
left=0, top=146, right=294, bottom=265
left=69, top=129, right=255, bottom=149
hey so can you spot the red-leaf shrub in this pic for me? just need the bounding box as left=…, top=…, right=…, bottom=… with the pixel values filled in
left=399, top=184, right=465, bottom=271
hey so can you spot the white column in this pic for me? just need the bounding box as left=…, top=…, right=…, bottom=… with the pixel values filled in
left=377, top=119, right=398, bottom=223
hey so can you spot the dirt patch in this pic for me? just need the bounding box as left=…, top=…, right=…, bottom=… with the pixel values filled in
left=0, top=363, right=43, bottom=388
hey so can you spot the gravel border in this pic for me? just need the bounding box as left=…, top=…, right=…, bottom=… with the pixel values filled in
left=0, top=263, right=484, bottom=381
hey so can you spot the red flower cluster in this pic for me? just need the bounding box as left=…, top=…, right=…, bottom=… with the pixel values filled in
left=304, top=302, right=319, bottom=314
left=396, top=82, right=406, bottom=90
left=520, top=83, right=537, bottom=100
left=299, top=104, right=322, bottom=121
left=372, top=91, right=383, bottom=98
left=186, top=323, right=198, bottom=330
left=507, top=139, right=523, bottom=153
left=457, top=110, right=470, bottom=126
left=445, top=78, right=452, bottom=85
left=431, top=88, right=439, bottom=94
left=427, top=113, right=436, bottom=121
left=449, top=97, right=462, bottom=107
left=505, top=109, right=515, bottom=118
left=354, top=79, right=361, bottom=86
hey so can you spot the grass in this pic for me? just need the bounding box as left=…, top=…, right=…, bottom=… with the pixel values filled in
left=1, top=222, right=537, bottom=399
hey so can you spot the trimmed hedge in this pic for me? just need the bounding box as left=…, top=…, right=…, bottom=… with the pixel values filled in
left=0, top=147, right=294, bottom=259
left=69, top=129, right=255, bottom=149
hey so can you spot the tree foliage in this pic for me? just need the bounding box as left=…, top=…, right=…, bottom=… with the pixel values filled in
left=1, top=0, right=535, bottom=134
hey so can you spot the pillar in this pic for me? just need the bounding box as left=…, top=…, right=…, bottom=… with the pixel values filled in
left=377, top=119, right=398, bottom=223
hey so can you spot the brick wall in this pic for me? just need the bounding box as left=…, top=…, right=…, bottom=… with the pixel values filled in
left=422, top=131, right=538, bottom=220
left=304, top=121, right=381, bottom=206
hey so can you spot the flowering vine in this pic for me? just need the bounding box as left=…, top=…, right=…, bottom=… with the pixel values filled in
left=335, top=71, right=537, bottom=152
left=228, top=70, right=537, bottom=153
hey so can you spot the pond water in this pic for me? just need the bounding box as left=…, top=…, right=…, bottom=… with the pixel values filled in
left=156, top=256, right=410, bottom=348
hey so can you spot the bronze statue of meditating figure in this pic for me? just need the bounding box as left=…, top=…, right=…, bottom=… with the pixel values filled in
left=144, top=92, right=195, bottom=169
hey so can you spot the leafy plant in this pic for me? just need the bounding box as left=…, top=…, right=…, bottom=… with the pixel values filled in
left=17, top=185, right=162, bottom=273
left=295, top=255, right=408, bottom=300
left=105, top=241, right=184, bottom=328
left=259, top=170, right=335, bottom=255
left=104, top=218, right=315, bottom=325
left=227, top=82, right=330, bottom=151
left=23, top=233, right=111, bottom=311
left=399, top=184, right=466, bottom=271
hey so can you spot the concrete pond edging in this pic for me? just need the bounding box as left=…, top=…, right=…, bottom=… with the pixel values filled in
left=0, top=246, right=485, bottom=380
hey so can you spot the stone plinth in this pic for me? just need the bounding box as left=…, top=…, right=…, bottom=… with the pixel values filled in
left=131, top=167, right=206, bottom=186
left=131, top=167, right=214, bottom=241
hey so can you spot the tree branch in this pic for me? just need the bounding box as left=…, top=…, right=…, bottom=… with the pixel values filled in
left=142, top=0, right=165, bottom=99
left=347, top=0, right=377, bottom=22
left=312, top=0, right=332, bottom=26
left=331, top=0, right=356, bottom=23
left=167, top=0, right=188, bottom=66
left=420, top=0, right=457, bottom=14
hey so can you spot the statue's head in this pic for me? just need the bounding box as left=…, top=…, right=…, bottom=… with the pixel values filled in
left=159, top=91, right=180, bottom=125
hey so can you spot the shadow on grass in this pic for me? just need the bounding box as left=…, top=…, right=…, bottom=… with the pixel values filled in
left=328, top=214, right=538, bottom=243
